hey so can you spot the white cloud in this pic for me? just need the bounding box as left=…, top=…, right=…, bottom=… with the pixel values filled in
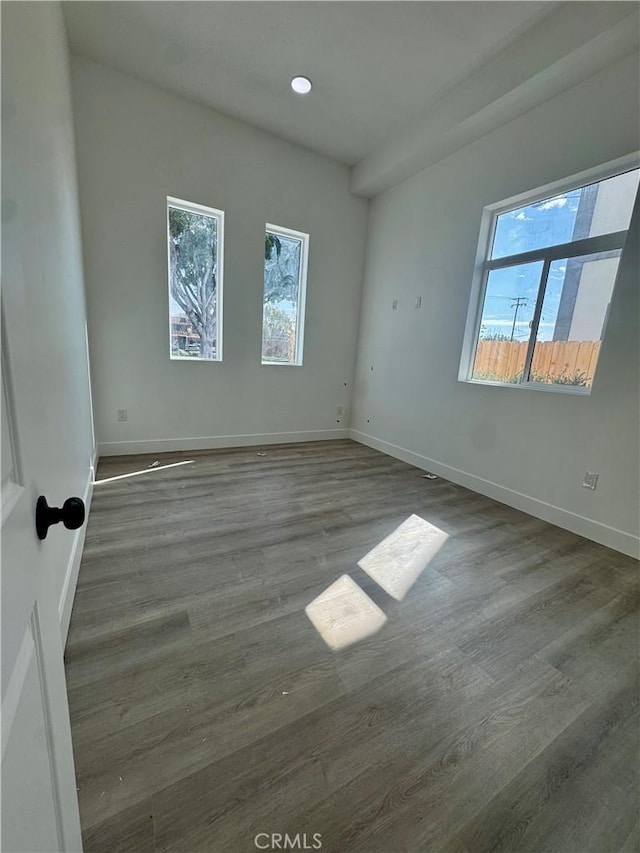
left=539, top=196, right=568, bottom=210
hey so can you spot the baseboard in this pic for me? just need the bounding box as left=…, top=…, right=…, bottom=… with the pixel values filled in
left=98, top=428, right=350, bottom=457
left=59, top=447, right=98, bottom=642
left=350, top=429, right=640, bottom=559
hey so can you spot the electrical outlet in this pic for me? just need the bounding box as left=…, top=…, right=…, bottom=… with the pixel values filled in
left=117, top=409, right=128, bottom=422
left=392, top=299, right=398, bottom=310
left=414, top=296, right=422, bottom=309
left=583, top=472, right=598, bottom=490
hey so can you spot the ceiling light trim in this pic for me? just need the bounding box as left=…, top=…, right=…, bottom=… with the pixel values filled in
left=291, top=75, right=312, bottom=95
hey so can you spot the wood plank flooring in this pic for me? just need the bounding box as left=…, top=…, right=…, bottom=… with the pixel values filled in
left=65, top=439, right=639, bottom=852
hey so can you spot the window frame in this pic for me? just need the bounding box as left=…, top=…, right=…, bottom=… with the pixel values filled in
left=167, top=196, right=225, bottom=363
left=261, top=222, right=310, bottom=367
left=459, top=153, right=639, bottom=395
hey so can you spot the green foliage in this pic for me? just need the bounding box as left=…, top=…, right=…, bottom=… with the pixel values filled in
left=473, top=369, right=589, bottom=387
left=169, top=208, right=217, bottom=289
left=262, top=303, right=295, bottom=362
left=265, top=233, right=282, bottom=261
left=169, top=207, right=190, bottom=239
left=264, top=233, right=300, bottom=304
left=169, top=207, right=218, bottom=358
left=530, top=370, right=589, bottom=386
left=472, top=371, right=525, bottom=384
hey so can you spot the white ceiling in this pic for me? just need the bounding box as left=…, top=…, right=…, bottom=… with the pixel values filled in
left=63, top=1, right=554, bottom=165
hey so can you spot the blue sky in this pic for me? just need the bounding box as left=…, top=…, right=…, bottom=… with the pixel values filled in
left=480, top=190, right=581, bottom=341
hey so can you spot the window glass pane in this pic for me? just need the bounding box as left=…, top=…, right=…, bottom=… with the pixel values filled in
left=168, top=203, right=220, bottom=360
left=530, top=251, right=621, bottom=388
left=472, top=261, right=543, bottom=384
left=262, top=230, right=305, bottom=365
left=491, top=169, right=639, bottom=260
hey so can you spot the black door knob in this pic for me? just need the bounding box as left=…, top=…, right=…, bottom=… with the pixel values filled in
left=36, top=495, right=85, bottom=540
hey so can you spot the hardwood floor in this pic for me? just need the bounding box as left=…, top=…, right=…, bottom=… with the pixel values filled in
left=65, top=439, right=639, bottom=852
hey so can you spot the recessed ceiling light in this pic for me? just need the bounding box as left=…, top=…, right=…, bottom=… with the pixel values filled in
left=291, top=76, right=312, bottom=95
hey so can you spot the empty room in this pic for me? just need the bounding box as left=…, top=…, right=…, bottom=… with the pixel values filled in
left=2, top=2, right=639, bottom=852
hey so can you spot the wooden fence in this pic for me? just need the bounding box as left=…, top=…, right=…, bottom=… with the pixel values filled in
left=473, top=340, right=601, bottom=386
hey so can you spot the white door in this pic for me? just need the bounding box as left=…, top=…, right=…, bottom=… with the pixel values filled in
left=1, top=4, right=91, bottom=852
left=1, top=354, right=82, bottom=853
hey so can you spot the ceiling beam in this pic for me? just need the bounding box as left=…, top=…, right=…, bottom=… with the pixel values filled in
left=350, top=3, right=640, bottom=198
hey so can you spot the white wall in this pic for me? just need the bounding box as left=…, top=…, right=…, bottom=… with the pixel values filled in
left=70, top=57, right=368, bottom=456
left=1, top=2, right=96, bottom=620
left=351, top=52, right=640, bottom=557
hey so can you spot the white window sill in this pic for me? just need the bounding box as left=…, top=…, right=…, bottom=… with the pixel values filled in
left=459, top=378, right=591, bottom=396
left=169, top=355, right=222, bottom=363
left=261, top=361, right=303, bottom=367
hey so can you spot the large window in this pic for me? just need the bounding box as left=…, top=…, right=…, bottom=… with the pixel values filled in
left=167, top=197, right=224, bottom=361
left=261, top=224, right=309, bottom=366
left=460, top=162, right=639, bottom=392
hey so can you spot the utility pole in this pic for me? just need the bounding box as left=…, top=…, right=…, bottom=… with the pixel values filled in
left=510, top=296, right=528, bottom=341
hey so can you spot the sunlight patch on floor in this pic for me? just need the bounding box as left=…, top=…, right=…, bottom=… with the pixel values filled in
left=94, top=460, right=194, bottom=485
left=305, top=574, right=387, bottom=651
left=357, top=513, right=449, bottom=601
